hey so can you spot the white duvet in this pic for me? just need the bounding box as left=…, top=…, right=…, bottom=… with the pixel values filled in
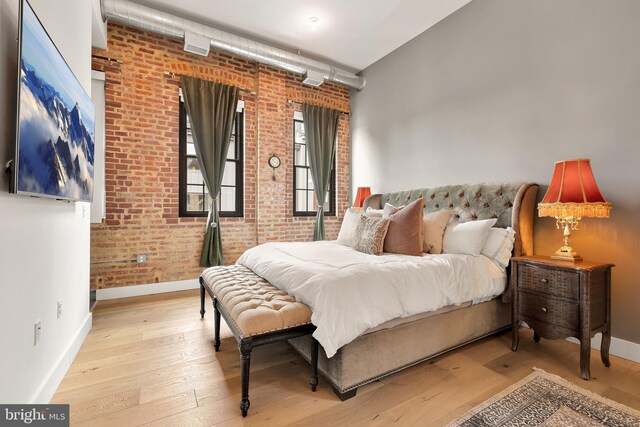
left=237, top=241, right=506, bottom=358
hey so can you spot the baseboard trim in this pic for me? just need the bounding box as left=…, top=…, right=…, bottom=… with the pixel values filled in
left=96, top=279, right=200, bottom=300
left=566, top=335, right=640, bottom=364
left=32, top=313, right=92, bottom=403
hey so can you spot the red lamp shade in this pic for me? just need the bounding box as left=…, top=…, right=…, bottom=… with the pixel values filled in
left=353, top=187, right=371, bottom=208
left=538, top=159, right=611, bottom=219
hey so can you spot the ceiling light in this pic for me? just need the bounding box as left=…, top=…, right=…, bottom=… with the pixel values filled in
left=309, top=17, right=319, bottom=31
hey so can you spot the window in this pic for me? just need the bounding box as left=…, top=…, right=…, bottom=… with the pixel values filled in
left=179, top=99, right=244, bottom=217
left=293, top=115, right=335, bottom=216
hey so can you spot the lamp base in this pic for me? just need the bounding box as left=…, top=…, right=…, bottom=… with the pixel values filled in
left=551, top=246, right=582, bottom=262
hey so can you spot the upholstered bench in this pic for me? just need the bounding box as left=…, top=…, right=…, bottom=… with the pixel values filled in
left=199, top=265, right=318, bottom=417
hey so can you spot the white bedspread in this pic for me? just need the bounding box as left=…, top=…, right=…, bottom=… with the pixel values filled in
left=237, top=241, right=506, bottom=358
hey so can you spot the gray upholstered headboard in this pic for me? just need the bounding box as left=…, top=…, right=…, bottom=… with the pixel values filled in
left=363, top=182, right=539, bottom=257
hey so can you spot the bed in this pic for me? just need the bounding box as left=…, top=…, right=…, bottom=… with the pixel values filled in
left=238, top=182, right=539, bottom=399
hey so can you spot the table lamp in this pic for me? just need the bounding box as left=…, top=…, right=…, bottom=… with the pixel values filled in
left=538, top=159, right=611, bottom=261
left=353, top=187, right=371, bottom=209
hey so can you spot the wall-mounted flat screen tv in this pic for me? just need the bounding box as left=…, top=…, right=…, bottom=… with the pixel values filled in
left=13, top=0, right=95, bottom=202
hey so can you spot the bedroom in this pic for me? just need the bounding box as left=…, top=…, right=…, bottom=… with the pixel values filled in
left=0, top=0, right=638, bottom=425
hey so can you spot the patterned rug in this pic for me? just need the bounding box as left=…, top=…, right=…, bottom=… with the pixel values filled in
left=446, top=368, right=640, bottom=426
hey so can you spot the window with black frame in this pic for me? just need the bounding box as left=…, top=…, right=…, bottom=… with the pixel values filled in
left=293, top=116, right=335, bottom=216
left=179, top=99, right=244, bottom=217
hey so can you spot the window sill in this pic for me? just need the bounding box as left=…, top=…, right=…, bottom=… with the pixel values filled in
left=293, top=214, right=336, bottom=218
left=179, top=212, right=244, bottom=218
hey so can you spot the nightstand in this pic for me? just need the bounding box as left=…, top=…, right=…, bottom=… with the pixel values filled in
left=511, top=256, right=614, bottom=380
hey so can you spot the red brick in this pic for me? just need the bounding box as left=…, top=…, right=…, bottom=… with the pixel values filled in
left=90, top=23, right=350, bottom=289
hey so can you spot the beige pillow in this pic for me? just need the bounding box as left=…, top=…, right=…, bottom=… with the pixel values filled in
left=382, top=198, right=425, bottom=256
left=353, top=216, right=390, bottom=256
left=423, top=210, right=452, bottom=254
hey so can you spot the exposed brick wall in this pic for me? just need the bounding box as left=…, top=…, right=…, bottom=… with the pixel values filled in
left=90, top=23, right=350, bottom=289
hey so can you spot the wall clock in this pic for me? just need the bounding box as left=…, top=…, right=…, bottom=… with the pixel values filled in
left=268, top=155, right=281, bottom=169
left=268, top=154, right=281, bottom=181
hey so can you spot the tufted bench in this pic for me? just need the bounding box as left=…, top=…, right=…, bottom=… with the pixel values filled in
left=199, top=265, right=318, bottom=417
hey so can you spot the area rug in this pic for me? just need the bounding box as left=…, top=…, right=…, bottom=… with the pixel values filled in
left=446, top=368, right=640, bottom=426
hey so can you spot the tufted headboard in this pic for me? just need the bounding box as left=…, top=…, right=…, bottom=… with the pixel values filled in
left=363, top=182, right=539, bottom=258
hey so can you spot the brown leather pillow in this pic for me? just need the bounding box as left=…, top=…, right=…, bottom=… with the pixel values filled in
left=382, top=197, right=425, bottom=256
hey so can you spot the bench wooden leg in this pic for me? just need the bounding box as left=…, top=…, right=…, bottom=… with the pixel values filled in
left=199, top=282, right=206, bottom=319
left=310, top=337, right=319, bottom=392
left=213, top=298, right=221, bottom=352
left=239, top=339, right=253, bottom=417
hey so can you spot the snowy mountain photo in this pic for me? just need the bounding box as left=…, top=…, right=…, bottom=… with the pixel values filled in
left=16, top=1, right=95, bottom=201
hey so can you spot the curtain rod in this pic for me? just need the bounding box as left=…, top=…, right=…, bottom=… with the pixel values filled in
left=163, top=71, right=256, bottom=95
left=164, top=72, right=347, bottom=114
left=286, top=100, right=350, bottom=116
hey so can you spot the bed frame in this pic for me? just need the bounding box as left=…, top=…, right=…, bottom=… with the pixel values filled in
left=289, top=182, right=539, bottom=400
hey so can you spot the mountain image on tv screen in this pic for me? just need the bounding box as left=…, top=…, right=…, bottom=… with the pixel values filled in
left=17, top=0, right=95, bottom=202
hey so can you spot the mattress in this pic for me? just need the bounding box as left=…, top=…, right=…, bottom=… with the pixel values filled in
left=237, top=240, right=507, bottom=357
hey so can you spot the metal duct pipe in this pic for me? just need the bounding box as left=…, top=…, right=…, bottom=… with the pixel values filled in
left=101, top=0, right=366, bottom=90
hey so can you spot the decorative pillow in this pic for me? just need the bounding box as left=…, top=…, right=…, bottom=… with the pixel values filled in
left=482, top=227, right=516, bottom=268
left=336, top=208, right=362, bottom=247
left=382, top=203, right=405, bottom=216
left=353, top=216, right=390, bottom=256
left=382, top=198, right=424, bottom=256
left=365, top=207, right=383, bottom=217
left=443, top=218, right=498, bottom=256
left=422, top=210, right=452, bottom=254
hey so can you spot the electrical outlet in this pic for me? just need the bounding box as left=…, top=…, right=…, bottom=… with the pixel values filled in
left=34, top=320, right=42, bottom=345
left=136, top=254, right=147, bottom=264
left=57, top=300, right=62, bottom=319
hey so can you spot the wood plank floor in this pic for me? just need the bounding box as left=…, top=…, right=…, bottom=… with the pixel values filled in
left=53, top=290, right=640, bottom=426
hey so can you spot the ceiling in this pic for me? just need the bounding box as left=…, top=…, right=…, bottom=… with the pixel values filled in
left=133, top=0, right=472, bottom=72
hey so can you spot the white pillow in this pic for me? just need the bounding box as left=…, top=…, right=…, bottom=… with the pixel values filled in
left=365, top=207, right=383, bottom=216
left=337, top=208, right=362, bottom=247
left=442, top=218, right=498, bottom=256
left=482, top=227, right=516, bottom=268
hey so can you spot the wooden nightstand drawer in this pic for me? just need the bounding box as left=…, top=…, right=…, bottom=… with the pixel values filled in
left=511, top=256, right=614, bottom=381
left=518, top=291, right=578, bottom=331
left=520, top=264, right=579, bottom=300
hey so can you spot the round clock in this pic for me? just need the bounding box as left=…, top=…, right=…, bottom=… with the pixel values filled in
left=268, top=155, right=281, bottom=169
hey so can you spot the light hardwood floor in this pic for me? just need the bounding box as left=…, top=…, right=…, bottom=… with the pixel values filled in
left=53, top=290, right=640, bottom=426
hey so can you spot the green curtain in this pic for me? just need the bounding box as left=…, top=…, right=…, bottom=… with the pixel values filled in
left=180, top=76, right=239, bottom=267
left=302, top=104, right=340, bottom=241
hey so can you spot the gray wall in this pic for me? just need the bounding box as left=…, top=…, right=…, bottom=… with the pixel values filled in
left=351, top=0, right=640, bottom=344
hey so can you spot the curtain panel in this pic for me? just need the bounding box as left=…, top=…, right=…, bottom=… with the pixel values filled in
left=180, top=75, right=239, bottom=267
left=302, top=104, right=340, bottom=241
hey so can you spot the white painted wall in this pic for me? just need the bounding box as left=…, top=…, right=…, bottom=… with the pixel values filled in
left=0, top=0, right=93, bottom=403
left=91, top=0, right=107, bottom=49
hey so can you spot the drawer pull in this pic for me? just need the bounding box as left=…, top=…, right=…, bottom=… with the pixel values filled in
left=541, top=307, right=548, bottom=313
left=540, top=278, right=549, bottom=284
